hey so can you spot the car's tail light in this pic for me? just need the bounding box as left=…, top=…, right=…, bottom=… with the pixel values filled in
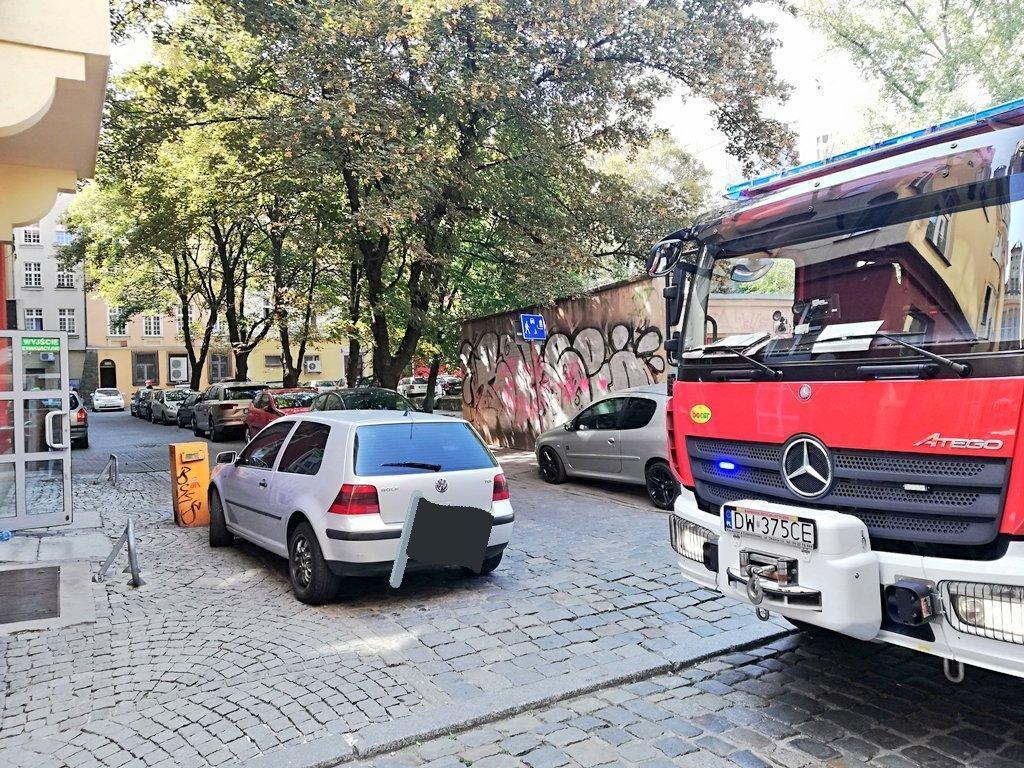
left=76, top=409, right=87, bottom=424
left=492, top=473, right=510, bottom=502
left=218, top=403, right=236, bottom=410
left=330, top=484, right=380, bottom=515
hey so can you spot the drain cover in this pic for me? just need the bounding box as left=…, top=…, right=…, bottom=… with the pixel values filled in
left=0, top=566, right=60, bottom=624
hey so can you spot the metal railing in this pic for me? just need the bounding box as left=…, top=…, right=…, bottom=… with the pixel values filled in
left=93, top=453, right=119, bottom=486
left=93, top=517, right=145, bottom=587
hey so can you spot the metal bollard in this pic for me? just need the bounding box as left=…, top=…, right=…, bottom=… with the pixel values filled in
left=93, top=516, right=145, bottom=587
left=92, top=454, right=119, bottom=486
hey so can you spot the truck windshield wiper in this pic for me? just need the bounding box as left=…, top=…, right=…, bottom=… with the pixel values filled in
left=799, top=332, right=971, bottom=377
left=701, top=344, right=783, bottom=380
left=380, top=461, right=443, bottom=472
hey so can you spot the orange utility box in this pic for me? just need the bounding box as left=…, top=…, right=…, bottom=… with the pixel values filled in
left=169, top=442, right=210, bottom=527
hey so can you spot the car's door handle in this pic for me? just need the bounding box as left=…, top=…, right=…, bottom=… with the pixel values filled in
left=607, top=438, right=615, bottom=444
left=258, top=479, right=268, bottom=488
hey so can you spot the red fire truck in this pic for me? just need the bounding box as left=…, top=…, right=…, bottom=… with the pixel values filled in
left=654, top=99, right=1024, bottom=680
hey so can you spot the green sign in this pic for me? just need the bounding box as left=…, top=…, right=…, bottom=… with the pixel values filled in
left=21, top=337, right=61, bottom=353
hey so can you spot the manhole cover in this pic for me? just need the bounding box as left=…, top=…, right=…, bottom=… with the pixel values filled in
left=0, top=566, right=60, bottom=624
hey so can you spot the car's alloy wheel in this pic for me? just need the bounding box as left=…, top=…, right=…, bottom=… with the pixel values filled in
left=538, top=447, right=567, bottom=484
left=645, top=461, right=680, bottom=510
left=288, top=522, right=338, bottom=605
left=292, top=536, right=313, bottom=588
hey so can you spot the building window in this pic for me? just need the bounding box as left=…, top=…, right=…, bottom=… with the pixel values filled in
left=58, top=308, right=76, bottom=335
left=24, top=308, right=43, bottom=331
left=143, top=315, right=162, bottom=337
left=56, top=268, right=75, bottom=289
left=132, top=352, right=159, bottom=386
left=926, top=213, right=952, bottom=261
left=265, top=354, right=282, bottom=368
left=209, top=353, right=230, bottom=382
left=54, top=227, right=74, bottom=246
left=23, top=262, right=41, bottom=288
left=108, top=306, right=127, bottom=336
left=21, top=225, right=41, bottom=245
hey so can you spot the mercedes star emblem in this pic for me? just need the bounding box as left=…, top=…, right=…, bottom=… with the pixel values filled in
left=781, top=435, right=832, bottom=498
left=435, top=478, right=448, bottom=493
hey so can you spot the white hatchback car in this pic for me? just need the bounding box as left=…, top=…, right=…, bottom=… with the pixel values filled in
left=91, top=388, right=125, bottom=411
left=209, top=410, right=514, bottom=603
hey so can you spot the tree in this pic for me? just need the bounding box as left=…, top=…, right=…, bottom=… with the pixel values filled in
left=213, top=0, right=792, bottom=387
left=801, top=0, right=1024, bottom=126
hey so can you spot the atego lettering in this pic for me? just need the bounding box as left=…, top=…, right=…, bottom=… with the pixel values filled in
left=914, top=433, right=1004, bottom=451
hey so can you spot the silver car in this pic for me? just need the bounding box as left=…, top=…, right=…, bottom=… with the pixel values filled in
left=192, top=382, right=268, bottom=442
left=535, top=384, right=680, bottom=509
left=150, top=387, right=194, bottom=425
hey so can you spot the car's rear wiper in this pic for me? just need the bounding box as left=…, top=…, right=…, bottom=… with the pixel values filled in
left=701, top=344, right=783, bottom=380
left=381, top=461, right=442, bottom=472
left=798, top=332, right=971, bottom=377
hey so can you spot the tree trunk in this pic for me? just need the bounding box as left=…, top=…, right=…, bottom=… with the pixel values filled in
left=423, top=354, right=441, bottom=413
left=234, top=349, right=250, bottom=381
left=346, top=337, right=361, bottom=385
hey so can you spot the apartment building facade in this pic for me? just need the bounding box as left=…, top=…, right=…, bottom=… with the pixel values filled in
left=84, top=294, right=351, bottom=395
left=12, top=193, right=88, bottom=383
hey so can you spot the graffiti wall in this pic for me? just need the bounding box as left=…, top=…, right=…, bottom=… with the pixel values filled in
left=460, top=276, right=667, bottom=450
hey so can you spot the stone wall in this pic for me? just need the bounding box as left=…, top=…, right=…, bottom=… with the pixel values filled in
left=460, top=276, right=667, bottom=450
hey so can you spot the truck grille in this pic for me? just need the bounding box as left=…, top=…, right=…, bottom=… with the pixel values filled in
left=688, top=438, right=1008, bottom=546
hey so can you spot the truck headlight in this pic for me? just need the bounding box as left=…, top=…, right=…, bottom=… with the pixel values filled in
left=670, top=516, right=716, bottom=570
left=944, top=581, right=1024, bottom=645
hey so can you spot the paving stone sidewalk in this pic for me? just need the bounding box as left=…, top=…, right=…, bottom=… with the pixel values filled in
left=346, top=632, right=1024, bottom=768
left=0, top=450, right=785, bottom=768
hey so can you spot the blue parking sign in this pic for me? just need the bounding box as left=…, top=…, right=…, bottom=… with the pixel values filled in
left=520, top=313, right=547, bottom=341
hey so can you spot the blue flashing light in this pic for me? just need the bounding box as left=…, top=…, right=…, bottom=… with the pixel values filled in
left=725, top=96, right=1024, bottom=201
left=717, top=460, right=736, bottom=471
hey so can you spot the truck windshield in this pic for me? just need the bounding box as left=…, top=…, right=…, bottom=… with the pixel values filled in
left=682, top=196, right=1024, bottom=367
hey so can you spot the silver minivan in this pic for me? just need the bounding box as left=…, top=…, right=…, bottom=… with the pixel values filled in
left=535, top=384, right=680, bottom=509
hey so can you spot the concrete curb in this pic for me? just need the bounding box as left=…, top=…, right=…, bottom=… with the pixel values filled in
left=239, top=623, right=791, bottom=768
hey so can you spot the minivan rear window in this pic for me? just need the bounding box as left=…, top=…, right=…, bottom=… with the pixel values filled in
left=354, top=422, right=496, bottom=476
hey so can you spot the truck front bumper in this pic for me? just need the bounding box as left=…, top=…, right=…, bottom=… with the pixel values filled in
left=672, top=488, right=1024, bottom=679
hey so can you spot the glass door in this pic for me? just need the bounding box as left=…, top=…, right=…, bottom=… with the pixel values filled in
left=0, top=331, right=72, bottom=531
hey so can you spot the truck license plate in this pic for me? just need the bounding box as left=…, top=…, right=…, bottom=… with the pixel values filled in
left=723, top=505, right=816, bottom=550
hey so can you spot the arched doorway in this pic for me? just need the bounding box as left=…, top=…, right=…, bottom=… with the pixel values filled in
left=99, top=359, right=117, bottom=389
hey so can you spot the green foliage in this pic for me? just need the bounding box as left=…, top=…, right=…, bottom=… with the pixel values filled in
left=801, top=0, right=1024, bottom=128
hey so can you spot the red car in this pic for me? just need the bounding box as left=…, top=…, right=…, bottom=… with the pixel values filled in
left=243, top=388, right=317, bottom=440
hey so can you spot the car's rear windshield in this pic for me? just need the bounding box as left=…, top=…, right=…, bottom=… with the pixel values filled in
left=339, top=390, right=411, bottom=410
left=96, top=388, right=120, bottom=396
left=226, top=386, right=267, bottom=401
left=354, top=422, right=496, bottom=476
left=274, top=392, right=316, bottom=408
left=165, top=389, right=190, bottom=402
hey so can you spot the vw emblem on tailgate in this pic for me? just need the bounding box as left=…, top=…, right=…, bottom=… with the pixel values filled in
left=435, top=478, right=448, bottom=493
left=781, top=435, right=832, bottom=499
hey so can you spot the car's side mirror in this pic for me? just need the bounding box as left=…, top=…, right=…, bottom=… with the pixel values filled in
left=215, top=451, right=237, bottom=465
left=563, top=422, right=574, bottom=432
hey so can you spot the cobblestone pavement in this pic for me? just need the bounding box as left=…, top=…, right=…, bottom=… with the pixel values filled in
left=0, top=441, right=785, bottom=768
left=347, top=632, right=1024, bottom=768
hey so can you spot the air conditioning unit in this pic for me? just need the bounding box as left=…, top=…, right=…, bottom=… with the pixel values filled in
left=40, top=352, right=56, bottom=363
left=169, top=357, right=188, bottom=382
left=304, top=358, right=322, bottom=374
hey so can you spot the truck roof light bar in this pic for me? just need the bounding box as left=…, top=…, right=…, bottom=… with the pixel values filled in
left=725, top=97, right=1024, bottom=201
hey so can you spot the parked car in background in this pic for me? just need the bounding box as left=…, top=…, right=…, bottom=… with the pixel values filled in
left=397, top=376, right=443, bottom=401
left=192, top=382, right=269, bottom=441
left=69, top=391, right=88, bottom=449
left=534, top=384, right=680, bottom=510
left=244, top=388, right=317, bottom=440
left=91, top=388, right=125, bottom=412
left=439, top=375, right=463, bottom=396
left=307, top=379, right=344, bottom=392
left=130, top=388, right=149, bottom=417
left=150, top=388, right=194, bottom=425
left=175, top=391, right=202, bottom=429
left=137, top=389, right=157, bottom=421
left=208, top=411, right=514, bottom=604
left=309, top=387, right=415, bottom=412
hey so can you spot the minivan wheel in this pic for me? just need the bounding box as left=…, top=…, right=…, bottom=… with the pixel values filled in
left=645, top=460, right=680, bottom=510
left=538, top=447, right=567, bottom=484
left=208, top=488, right=233, bottom=547
left=288, top=522, right=338, bottom=605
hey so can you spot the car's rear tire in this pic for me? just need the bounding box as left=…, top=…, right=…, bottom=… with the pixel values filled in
left=464, top=551, right=504, bottom=576
left=288, top=522, right=338, bottom=605
left=73, top=435, right=89, bottom=450
left=209, top=418, right=222, bottom=442
left=192, top=416, right=204, bottom=437
left=538, top=447, right=567, bottom=484
left=645, top=460, right=680, bottom=510
left=208, top=489, right=233, bottom=547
